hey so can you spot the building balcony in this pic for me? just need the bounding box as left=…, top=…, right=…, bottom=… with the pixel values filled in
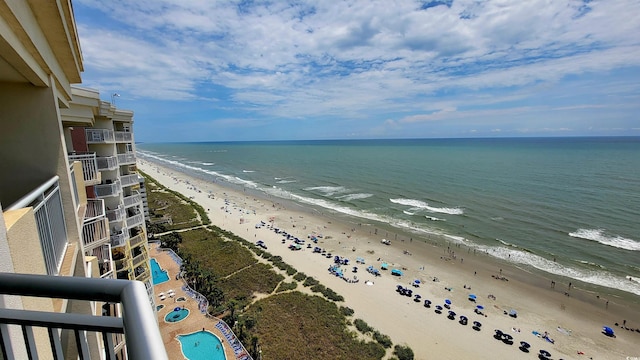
left=96, top=155, right=118, bottom=171
left=110, top=231, right=129, bottom=248
left=117, top=152, right=136, bottom=165
left=120, top=174, right=139, bottom=188
left=114, top=256, right=131, bottom=272
left=0, top=272, right=167, bottom=360
left=126, top=213, right=144, bottom=229
left=95, top=180, right=121, bottom=198
left=6, top=176, right=68, bottom=276
left=68, top=152, right=101, bottom=186
left=134, top=267, right=150, bottom=282
left=123, top=192, right=141, bottom=208
left=114, top=131, right=132, bottom=143
left=106, top=205, right=125, bottom=223
left=131, top=252, right=148, bottom=268
left=129, top=233, right=145, bottom=248
left=82, top=199, right=109, bottom=251
left=85, top=128, right=114, bottom=143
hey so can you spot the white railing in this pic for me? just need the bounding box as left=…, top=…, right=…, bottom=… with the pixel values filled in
left=85, top=129, right=114, bottom=143
left=69, top=164, right=79, bottom=210
left=114, top=132, right=132, bottom=143
left=126, top=213, right=144, bottom=229
left=96, top=156, right=118, bottom=171
left=107, top=205, right=125, bottom=223
left=123, top=192, right=141, bottom=208
left=0, top=272, right=168, bottom=360
left=95, top=244, right=114, bottom=279
left=117, top=153, right=136, bottom=165
left=69, top=152, right=100, bottom=184
left=95, top=180, right=121, bottom=198
left=120, top=174, right=139, bottom=188
left=82, top=200, right=109, bottom=251
left=7, top=176, right=67, bottom=276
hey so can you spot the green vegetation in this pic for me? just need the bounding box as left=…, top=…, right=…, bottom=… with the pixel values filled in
left=393, top=344, right=415, bottom=360
left=354, top=319, right=374, bottom=334
left=373, top=331, right=393, bottom=348
left=145, top=170, right=393, bottom=360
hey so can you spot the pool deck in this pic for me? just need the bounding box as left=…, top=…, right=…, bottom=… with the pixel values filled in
left=152, top=244, right=242, bottom=360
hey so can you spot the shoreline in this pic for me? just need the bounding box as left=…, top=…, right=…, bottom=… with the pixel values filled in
left=140, top=158, right=640, bottom=359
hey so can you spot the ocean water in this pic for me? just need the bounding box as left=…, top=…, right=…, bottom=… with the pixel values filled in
left=138, top=137, right=640, bottom=298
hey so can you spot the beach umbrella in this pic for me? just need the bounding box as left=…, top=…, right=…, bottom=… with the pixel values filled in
left=445, top=299, right=451, bottom=305
left=413, top=279, right=421, bottom=285
left=603, top=326, right=615, bottom=336
left=539, top=349, right=551, bottom=358
left=509, top=309, right=518, bottom=317
left=476, top=305, right=484, bottom=310
left=468, top=294, right=477, bottom=300
left=519, top=341, right=530, bottom=348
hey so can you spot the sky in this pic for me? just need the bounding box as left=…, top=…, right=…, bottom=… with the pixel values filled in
left=73, top=0, right=640, bottom=142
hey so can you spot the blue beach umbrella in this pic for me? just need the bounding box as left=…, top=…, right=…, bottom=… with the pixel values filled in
left=445, top=299, right=452, bottom=305
left=468, top=294, right=477, bottom=300
left=476, top=305, right=484, bottom=310
left=603, top=326, right=615, bottom=337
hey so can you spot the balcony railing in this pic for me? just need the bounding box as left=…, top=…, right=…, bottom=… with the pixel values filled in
left=0, top=272, right=168, bottom=360
left=85, top=129, right=115, bottom=143
left=126, top=213, right=144, bottom=229
left=107, top=205, right=125, bottom=223
left=82, top=200, right=109, bottom=251
left=110, top=231, right=129, bottom=248
left=131, top=252, right=148, bottom=268
left=123, top=192, right=141, bottom=208
left=120, top=174, right=139, bottom=188
left=114, top=256, right=131, bottom=272
left=117, top=153, right=136, bottom=165
left=69, top=152, right=100, bottom=185
left=95, top=180, right=121, bottom=198
left=96, top=156, right=118, bottom=171
left=7, top=176, right=68, bottom=276
left=114, top=132, right=132, bottom=143
left=129, top=233, right=145, bottom=248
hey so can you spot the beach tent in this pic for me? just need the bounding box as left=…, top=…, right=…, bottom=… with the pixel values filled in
left=391, top=269, right=403, bottom=276
left=509, top=309, right=518, bottom=318
left=381, top=262, right=388, bottom=270
left=468, top=294, right=477, bottom=301
left=603, top=326, right=615, bottom=337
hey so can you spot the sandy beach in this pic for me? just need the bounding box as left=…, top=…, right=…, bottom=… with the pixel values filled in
left=140, top=158, right=640, bottom=360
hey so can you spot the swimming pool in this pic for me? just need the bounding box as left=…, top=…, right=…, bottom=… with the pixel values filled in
left=165, top=308, right=189, bottom=323
left=151, top=258, right=169, bottom=285
left=178, top=331, right=226, bottom=360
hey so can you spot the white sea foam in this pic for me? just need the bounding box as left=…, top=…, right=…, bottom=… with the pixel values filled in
left=403, top=210, right=415, bottom=215
left=425, top=216, right=445, bottom=221
left=390, top=198, right=464, bottom=215
left=243, top=170, right=255, bottom=173
left=569, top=229, right=640, bottom=251
left=201, top=162, right=214, bottom=166
left=337, top=193, right=373, bottom=202
left=470, top=243, right=640, bottom=296
left=276, top=179, right=297, bottom=184
left=304, top=186, right=348, bottom=196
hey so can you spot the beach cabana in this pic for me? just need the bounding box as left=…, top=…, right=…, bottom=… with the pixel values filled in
left=468, top=294, right=477, bottom=302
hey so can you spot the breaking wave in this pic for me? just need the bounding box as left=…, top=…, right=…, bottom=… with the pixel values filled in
left=390, top=198, right=464, bottom=215
left=569, top=229, right=640, bottom=251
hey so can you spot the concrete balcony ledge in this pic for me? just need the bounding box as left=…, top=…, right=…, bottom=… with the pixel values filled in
left=0, top=272, right=167, bottom=360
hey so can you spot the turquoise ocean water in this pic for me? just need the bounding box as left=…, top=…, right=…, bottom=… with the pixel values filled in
left=138, top=137, right=640, bottom=298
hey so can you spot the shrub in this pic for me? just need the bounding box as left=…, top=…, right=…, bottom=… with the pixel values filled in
left=339, top=306, right=354, bottom=317
left=354, top=319, right=373, bottom=334
left=276, top=281, right=297, bottom=292
left=293, top=272, right=307, bottom=281
left=373, top=331, right=393, bottom=348
left=393, top=345, right=414, bottom=360
left=303, top=277, right=319, bottom=287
